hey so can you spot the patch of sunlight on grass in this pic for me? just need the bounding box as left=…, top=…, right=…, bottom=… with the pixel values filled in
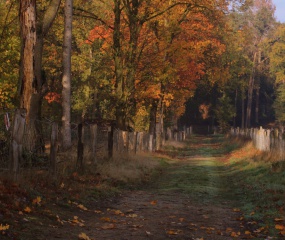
left=226, top=142, right=285, bottom=234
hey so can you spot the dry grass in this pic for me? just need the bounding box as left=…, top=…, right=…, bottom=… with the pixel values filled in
left=96, top=153, right=160, bottom=183
left=163, top=140, right=187, bottom=149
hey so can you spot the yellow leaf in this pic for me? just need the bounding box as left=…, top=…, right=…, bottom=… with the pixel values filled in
left=113, top=210, right=123, bottom=215
left=32, top=196, right=41, bottom=205
left=24, top=207, right=31, bottom=213
left=127, top=214, right=138, bottom=218
left=0, top=224, right=9, bottom=231
left=78, top=232, right=91, bottom=240
left=233, top=208, right=240, bottom=212
left=78, top=204, right=88, bottom=211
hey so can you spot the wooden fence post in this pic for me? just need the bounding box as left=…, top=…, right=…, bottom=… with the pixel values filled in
left=90, top=124, right=97, bottom=164
left=9, top=109, right=26, bottom=181
left=50, top=122, right=58, bottom=174
left=108, top=124, right=114, bottom=159
left=76, top=123, right=84, bottom=171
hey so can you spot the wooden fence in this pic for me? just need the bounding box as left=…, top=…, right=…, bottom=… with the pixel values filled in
left=1, top=109, right=195, bottom=179
left=230, top=127, right=285, bottom=160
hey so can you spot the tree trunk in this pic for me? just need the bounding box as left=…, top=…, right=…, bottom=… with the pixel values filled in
left=245, top=52, right=257, bottom=128
left=61, top=0, right=73, bottom=150
left=255, top=51, right=261, bottom=125
left=149, top=101, right=157, bottom=151
left=19, top=0, right=61, bottom=152
left=149, top=101, right=157, bottom=136
left=234, top=88, right=238, bottom=128
left=241, top=89, right=245, bottom=129
left=255, top=86, right=260, bottom=125
left=19, top=0, right=36, bottom=118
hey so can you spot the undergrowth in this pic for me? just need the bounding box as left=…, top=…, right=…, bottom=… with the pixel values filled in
left=226, top=138, right=285, bottom=237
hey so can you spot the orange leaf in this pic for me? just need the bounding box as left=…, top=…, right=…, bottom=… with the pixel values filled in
left=226, top=227, right=233, bottom=232
left=167, top=229, right=182, bottom=235
left=101, top=223, right=115, bottom=230
left=0, top=224, right=9, bottom=231
left=230, top=232, right=240, bottom=237
left=275, top=224, right=285, bottom=230
left=150, top=200, right=157, bottom=205
left=24, top=207, right=31, bottom=213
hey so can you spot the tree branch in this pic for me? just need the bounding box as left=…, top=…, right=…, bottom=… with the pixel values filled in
left=73, top=7, right=114, bottom=30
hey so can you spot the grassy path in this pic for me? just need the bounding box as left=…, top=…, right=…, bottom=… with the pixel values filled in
left=3, top=135, right=284, bottom=239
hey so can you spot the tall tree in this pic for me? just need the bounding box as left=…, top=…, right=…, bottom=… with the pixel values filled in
left=19, top=0, right=61, bottom=151
left=61, top=0, right=73, bottom=150
left=269, top=24, right=285, bottom=122
left=244, top=0, right=275, bottom=128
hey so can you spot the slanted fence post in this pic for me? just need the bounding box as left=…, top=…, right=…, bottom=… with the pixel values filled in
left=9, top=109, right=26, bottom=181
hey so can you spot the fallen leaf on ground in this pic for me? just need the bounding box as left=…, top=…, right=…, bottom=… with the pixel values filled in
left=0, top=224, right=9, bottom=231
left=226, top=227, right=233, bottom=232
left=32, top=196, right=42, bottom=205
left=113, top=210, right=123, bottom=215
left=24, top=207, right=31, bottom=213
left=101, top=223, right=116, bottom=230
left=245, top=230, right=251, bottom=235
left=78, top=204, right=88, bottom=211
left=69, top=216, right=85, bottom=227
left=100, top=217, right=116, bottom=223
left=167, top=229, right=182, bottom=235
left=275, top=224, right=285, bottom=230
left=230, top=231, right=240, bottom=237
left=150, top=200, right=157, bottom=205
left=78, top=232, right=91, bottom=240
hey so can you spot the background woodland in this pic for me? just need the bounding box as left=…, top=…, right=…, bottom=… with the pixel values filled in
left=0, top=0, right=284, bottom=150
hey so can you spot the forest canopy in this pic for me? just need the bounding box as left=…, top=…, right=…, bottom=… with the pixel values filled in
left=0, top=0, right=284, bottom=137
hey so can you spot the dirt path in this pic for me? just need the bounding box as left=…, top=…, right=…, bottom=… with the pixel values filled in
left=9, top=135, right=249, bottom=240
